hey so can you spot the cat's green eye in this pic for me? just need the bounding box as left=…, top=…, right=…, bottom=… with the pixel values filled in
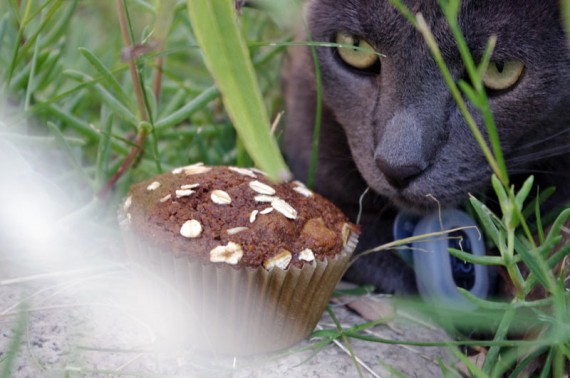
left=335, top=31, right=379, bottom=71
left=483, top=60, right=524, bottom=91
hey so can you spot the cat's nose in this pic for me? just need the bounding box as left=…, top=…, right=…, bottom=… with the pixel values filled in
left=374, top=110, right=433, bottom=189
left=375, top=155, right=428, bottom=189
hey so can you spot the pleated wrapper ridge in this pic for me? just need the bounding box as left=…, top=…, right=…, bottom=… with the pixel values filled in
left=121, top=218, right=358, bottom=355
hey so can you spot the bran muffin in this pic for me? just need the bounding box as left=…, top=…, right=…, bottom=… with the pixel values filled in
left=120, top=164, right=359, bottom=355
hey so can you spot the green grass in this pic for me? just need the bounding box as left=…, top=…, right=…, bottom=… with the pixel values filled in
left=1, top=0, right=569, bottom=377
left=1, top=0, right=287, bottom=200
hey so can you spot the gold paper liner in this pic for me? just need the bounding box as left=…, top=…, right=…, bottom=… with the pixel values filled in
left=121, top=221, right=358, bottom=356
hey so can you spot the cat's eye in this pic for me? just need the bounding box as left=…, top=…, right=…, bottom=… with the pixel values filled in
left=482, top=60, right=524, bottom=91
left=335, top=31, right=379, bottom=72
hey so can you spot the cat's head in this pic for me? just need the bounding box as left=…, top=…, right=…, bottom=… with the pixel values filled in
left=305, top=0, right=570, bottom=213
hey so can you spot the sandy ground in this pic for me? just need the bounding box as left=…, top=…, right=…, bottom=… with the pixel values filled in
left=0, top=254, right=451, bottom=378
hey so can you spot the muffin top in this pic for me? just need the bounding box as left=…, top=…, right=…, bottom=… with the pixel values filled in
left=121, top=164, right=359, bottom=269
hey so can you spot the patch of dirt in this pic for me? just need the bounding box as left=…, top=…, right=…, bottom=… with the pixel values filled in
left=0, top=251, right=450, bottom=377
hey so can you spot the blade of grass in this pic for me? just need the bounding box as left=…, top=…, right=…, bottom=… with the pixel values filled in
left=414, top=13, right=505, bottom=185
left=79, top=47, right=133, bottom=109
left=40, top=0, right=77, bottom=47
left=456, top=289, right=555, bottom=311
left=538, top=348, right=554, bottom=378
left=33, top=47, right=63, bottom=93
left=5, top=0, right=32, bottom=88
left=438, top=0, right=508, bottom=182
left=307, top=37, right=323, bottom=190
left=481, top=308, right=515, bottom=373
left=24, top=22, right=41, bottom=110
left=325, top=306, right=364, bottom=378
left=449, top=345, right=488, bottom=378
left=0, top=308, right=27, bottom=378
left=65, top=69, right=139, bottom=128
left=10, top=0, right=65, bottom=76
left=469, top=196, right=504, bottom=247
left=0, top=13, right=10, bottom=67
left=448, top=248, right=510, bottom=266
left=95, top=110, right=114, bottom=189
left=154, top=85, right=219, bottom=129
left=505, top=346, right=549, bottom=378
left=563, top=0, right=570, bottom=43
left=46, top=121, right=96, bottom=190
left=186, top=0, right=290, bottom=181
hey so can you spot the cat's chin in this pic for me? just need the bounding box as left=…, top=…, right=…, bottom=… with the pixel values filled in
left=377, top=183, right=468, bottom=215
left=389, top=194, right=458, bottom=215
left=359, top=160, right=487, bottom=215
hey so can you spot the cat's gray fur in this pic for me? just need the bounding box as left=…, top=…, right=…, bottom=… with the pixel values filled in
left=282, top=0, right=570, bottom=294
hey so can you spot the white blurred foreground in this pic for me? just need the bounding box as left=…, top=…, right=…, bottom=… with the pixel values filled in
left=0, top=100, right=449, bottom=377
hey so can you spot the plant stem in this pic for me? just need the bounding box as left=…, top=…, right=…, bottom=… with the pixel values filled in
left=307, top=38, right=323, bottom=190
left=414, top=14, right=505, bottom=186
left=99, top=0, right=154, bottom=196
left=115, top=0, right=148, bottom=122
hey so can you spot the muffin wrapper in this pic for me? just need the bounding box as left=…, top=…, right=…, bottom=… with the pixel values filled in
left=122, top=225, right=358, bottom=356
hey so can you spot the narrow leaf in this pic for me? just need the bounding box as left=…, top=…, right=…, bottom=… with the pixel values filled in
left=46, top=121, right=95, bottom=189
left=79, top=47, right=132, bottom=108
left=68, top=70, right=139, bottom=128
left=448, top=248, right=507, bottom=266
left=457, top=80, right=482, bottom=109
left=515, top=175, right=534, bottom=210
left=469, top=195, right=502, bottom=246
left=155, top=85, right=219, bottom=129
left=186, top=0, right=290, bottom=181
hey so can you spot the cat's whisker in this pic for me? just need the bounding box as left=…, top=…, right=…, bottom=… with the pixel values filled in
left=508, top=145, right=570, bottom=167
left=509, top=167, right=570, bottom=176
left=511, top=127, right=570, bottom=152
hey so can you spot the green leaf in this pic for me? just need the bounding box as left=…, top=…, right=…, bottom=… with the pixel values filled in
left=515, top=175, right=534, bottom=210
left=0, top=14, right=8, bottom=58
left=154, top=0, right=178, bottom=41
left=186, top=0, right=290, bottom=181
left=79, top=47, right=132, bottom=109
left=563, top=0, right=570, bottom=43
left=448, top=248, right=508, bottom=266
left=546, top=242, right=570, bottom=271
left=34, top=47, right=63, bottom=93
left=517, top=239, right=558, bottom=295
left=10, top=0, right=65, bottom=76
left=41, top=0, right=77, bottom=46
left=24, top=25, right=41, bottom=110
left=0, top=307, right=27, bottom=378
left=543, top=208, right=570, bottom=248
left=41, top=104, right=130, bottom=155
left=482, top=308, right=515, bottom=373
left=449, top=345, right=487, bottom=378
left=538, top=348, right=554, bottom=378
left=457, top=288, right=555, bottom=311
left=95, top=110, right=114, bottom=188
left=476, top=35, right=495, bottom=82
left=469, top=195, right=502, bottom=247
left=155, top=86, right=219, bottom=130
left=66, top=70, right=139, bottom=128
left=491, top=175, right=508, bottom=211
left=307, top=39, right=322, bottom=189
left=46, top=121, right=95, bottom=190
left=457, top=79, right=482, bottom=108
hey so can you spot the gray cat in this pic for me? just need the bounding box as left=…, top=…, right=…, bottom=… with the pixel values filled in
left=282, top=0, right=570, bottom=294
